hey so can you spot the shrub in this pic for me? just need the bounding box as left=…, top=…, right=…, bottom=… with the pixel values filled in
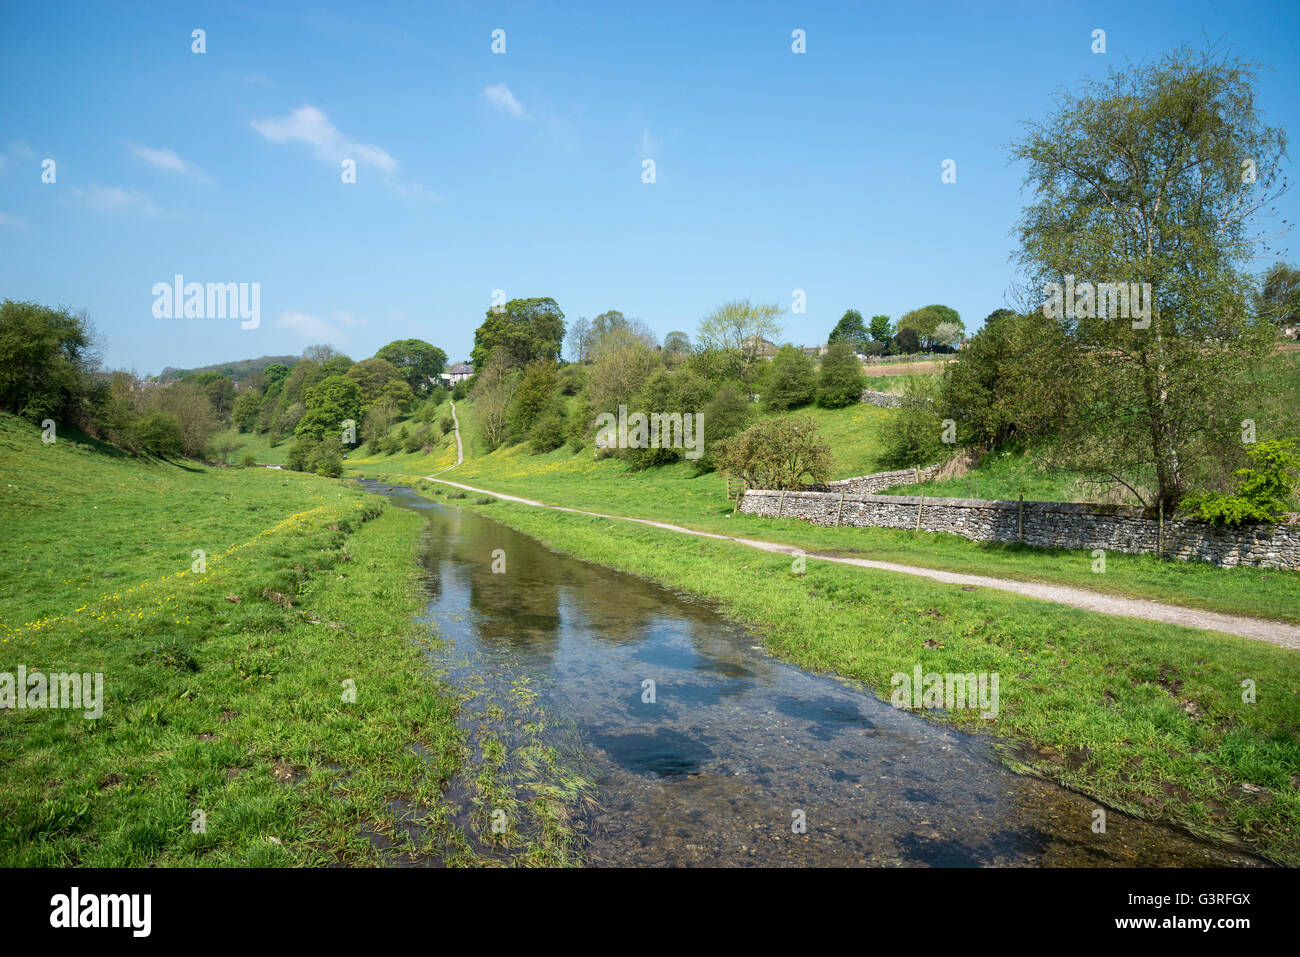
left=763, top=346, right=817, bottom=412
left=132, top=410, right=186, bottom=459
left=287, top=435, right=320, bottom=472
left=307, top=436, right=344, bottom=477
left=877, top=378, right=947, bottom=469
left=1181, top=440, right=1300, bottom=525
left=694, top=382, right=753, bottom=473
left=530, top=407, right=569, bottom=454
left=815, top=342, right=865, bottom=408
left=713, top=415, right=832, bottom=490
left=404, top=425, right=431, bottom=454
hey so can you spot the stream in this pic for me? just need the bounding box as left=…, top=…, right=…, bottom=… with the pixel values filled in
left=365, top=481, right=1261, bottom=867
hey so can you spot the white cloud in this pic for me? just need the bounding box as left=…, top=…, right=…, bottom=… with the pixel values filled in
left=389, top=180, right=442, bottom=203
left=0, top=212, right=27, bottom=228
left=638, top=129, right=659, bottom=160
left=0, top=141, right=35, bottom=173
left=72, top=185, right=159, bottom=215
left=129, top=144, right=212, bottom=183
left=482, top=83, right=526, bottom=119
left=251, top=105, right=397, bottom=173
left=274, top=310, right=367, bottom=344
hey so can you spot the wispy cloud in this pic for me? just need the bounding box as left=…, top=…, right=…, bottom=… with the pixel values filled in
left=482, top=83, right=526, bottom=119
left=250, top=104, right=436, bottom=201
left=251, top=105, right=397, bottom=173
left=129, top=144, right=212, bottom=183
left=71, top=185, right=159, bottom=215
left=638, top=129, right=660, bottom=160
left=0, top=140, right=35, bottom=173
left=0, top=212, right=27, bottom=229
left=273, top=310, right=367, bottom=344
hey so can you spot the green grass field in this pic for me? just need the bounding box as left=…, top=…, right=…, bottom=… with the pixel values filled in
left=0, top=414, right=584, bottom=866
left=208, top=426, right=293, bottom=466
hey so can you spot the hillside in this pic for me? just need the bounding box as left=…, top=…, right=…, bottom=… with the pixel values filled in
left=154, top=354, right=302, bottom=383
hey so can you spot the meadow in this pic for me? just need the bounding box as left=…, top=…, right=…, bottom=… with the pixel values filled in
left=0, top=413, right=584, bottom=866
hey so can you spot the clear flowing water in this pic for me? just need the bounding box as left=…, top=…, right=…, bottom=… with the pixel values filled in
left=367, top=482, right=1261, bottom=867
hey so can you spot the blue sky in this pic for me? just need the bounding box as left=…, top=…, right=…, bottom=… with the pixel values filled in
left=1, top=0, right=1298, bottom=375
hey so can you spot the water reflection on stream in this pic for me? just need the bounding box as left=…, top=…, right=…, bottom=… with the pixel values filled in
left=367, top=482, right=1259, bottom=867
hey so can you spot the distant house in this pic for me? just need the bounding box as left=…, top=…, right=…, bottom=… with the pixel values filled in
left=801, top=344, right=829, bottom=358
left=742, top=335, right=779, bottom=359
left=1283, top=323, right=1300, bottom=340
left=439, top=361, right=474, bottom=387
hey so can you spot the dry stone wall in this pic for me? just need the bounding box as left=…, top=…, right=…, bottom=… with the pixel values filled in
left=739, top=489, right=1300, bottom=570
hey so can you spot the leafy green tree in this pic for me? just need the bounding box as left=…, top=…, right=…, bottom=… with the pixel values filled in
left=940, top=310, right=1074, bottom=449
left=1255, top=263, right=1300, bottom=330
left=663, top=330, right=692, bottom=356
left=1012, top=46, right=1284, bottom=509
left=815, top=342, right=864, bottom=408
left=584, top=326, right=657, bottom=415
left=148, top=381, right=218, bottom=459
left=232, top=388, right=263, bottom=433
left=287, top=435, right=320, bottom=471
left=696, top=299, right=784, bottom=389
left=375, top=339, right=447, bottom=392
left=897, top=305, right=962, bottom=351
left=828, top=309, right=870, bottom=350
left=508, top=359, right=559, bottom=437
left=624, top=369, right=681, bottom=468
left=294, top=375, right=363, bottom=441
left=346, top=357, right=409, bottom=409
left=529, top=404, right=570, bottom=454
left=695, top=382, right=753, bottom=473
left=470, top=297, right=566, bottom=370
left=132, top=410, right=186, bottom=459
left=0, top=300, right=94, bottom=422
left=470, top=352, right=517, bottom=451
left=204, top=377, right=236, bottom=423
left=890, top=326, right=921, bottom=355
left=869, top=315, right=893, bottom=342
left=262, top=363, right=291, bottom=386
left=763, top=345, right=817, bottom=412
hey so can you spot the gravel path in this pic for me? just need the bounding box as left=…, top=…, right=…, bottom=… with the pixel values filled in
left=426, top=477, right=1300, bottom=650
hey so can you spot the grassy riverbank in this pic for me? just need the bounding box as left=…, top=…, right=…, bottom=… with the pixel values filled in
left=434, top=490, right=1300, bottom=864
left=0, top=414, right=583, bottom=866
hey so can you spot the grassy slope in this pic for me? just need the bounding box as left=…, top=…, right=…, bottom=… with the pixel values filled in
left=446, top=494, right=1300, bottom=864
left=0, top=414, right=582, bottom=866
left=208, top=426, right=292, bottom=466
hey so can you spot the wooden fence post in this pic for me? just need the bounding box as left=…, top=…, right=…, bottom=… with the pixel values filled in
left=1018, top=494, right=1024, bottom=543
left=835, top=488, right=846, bottom=527
left=916, top=492, right=925, bottom=532
left=1158, top=500, right=1165, bottom=561
left=778, top=488, right=786, bottom=518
